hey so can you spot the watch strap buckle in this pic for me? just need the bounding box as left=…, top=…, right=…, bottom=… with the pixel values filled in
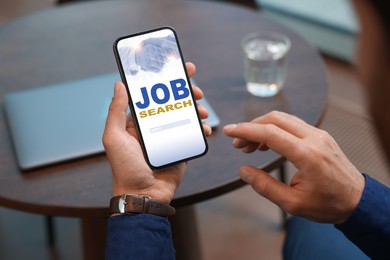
left=110, top=194, right=176, bottom=217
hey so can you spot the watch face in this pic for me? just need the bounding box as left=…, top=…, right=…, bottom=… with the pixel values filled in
left=119, top=195, right=126, bottom=213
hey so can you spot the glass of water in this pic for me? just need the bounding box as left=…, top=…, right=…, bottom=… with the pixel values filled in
left=241, top=32, right=291, bottom=97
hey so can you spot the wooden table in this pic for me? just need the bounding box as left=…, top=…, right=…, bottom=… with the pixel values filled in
left=0, top=0, right=327, bottom=259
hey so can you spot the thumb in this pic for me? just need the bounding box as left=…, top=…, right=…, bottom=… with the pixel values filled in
left=240, top=165, right=294, bottom=211
left=105, top=81, right=129, bottom=131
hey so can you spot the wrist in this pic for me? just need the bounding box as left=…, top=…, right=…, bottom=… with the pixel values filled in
left=112, top=189, right=173, bottom=204
left=113, top=184, right=175, bottom=204
left=336, top=173, right=366, bottom=224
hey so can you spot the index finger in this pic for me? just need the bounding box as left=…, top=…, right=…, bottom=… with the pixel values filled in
left=223, top=123, right=304, bottom=164
left=250, top=111, right=317, bottom=139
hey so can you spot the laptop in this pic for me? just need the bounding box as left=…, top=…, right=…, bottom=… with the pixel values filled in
left=3, top=73, right=219, bottom=170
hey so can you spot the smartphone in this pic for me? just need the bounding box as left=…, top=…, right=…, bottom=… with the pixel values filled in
left=113, top=27, right=208, bottom=169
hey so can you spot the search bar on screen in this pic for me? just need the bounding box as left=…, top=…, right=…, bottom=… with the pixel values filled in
left=150, top=119, right=191, bottom=133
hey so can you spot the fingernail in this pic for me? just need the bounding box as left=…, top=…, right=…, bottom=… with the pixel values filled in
left=232, top=138, right=239, bottom=146
left=240, top=167, right=253, bottom=183
left=205, top=125, right=212, bottom=136
left=114, top=82, right=122, bottom=96
left=224, top=124, right=237, bottom=131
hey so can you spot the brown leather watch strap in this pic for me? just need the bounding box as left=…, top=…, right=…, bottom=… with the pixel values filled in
left=110, top=194, right=176, bottom=217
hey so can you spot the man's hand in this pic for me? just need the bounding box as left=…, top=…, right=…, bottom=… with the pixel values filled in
left=223, top=111, right=365, bottom=224
left=103, top=62, right=211, bottom=204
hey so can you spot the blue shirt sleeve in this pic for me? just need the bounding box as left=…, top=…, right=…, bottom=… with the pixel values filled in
left=105, top=214, right=175, bottom=260
left=335, top=174, right=390, bottom=259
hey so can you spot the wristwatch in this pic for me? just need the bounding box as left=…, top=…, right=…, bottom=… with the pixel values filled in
left=110, top=194, right=176, bottom=217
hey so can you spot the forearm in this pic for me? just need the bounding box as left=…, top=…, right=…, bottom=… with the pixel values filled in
left=106, top=214, right=175, bottom=260
left=335, top=174, right=390, bottom=258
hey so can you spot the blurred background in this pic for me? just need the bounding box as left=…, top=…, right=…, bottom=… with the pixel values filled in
left=0, top=0, right=389, bottom=259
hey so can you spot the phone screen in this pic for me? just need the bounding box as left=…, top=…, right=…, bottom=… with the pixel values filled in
left=113, top=27, right=208, bottom=168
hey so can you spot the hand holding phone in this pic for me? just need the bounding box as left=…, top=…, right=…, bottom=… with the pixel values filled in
left=103, top=63, right=210, bottom=201
left=113, top=27, right=208, bottom=169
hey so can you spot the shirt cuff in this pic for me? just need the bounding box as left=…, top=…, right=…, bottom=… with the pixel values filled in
left=336, top=174, right=389, bottom=233
left=335, top=174, right=390, bottom=258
